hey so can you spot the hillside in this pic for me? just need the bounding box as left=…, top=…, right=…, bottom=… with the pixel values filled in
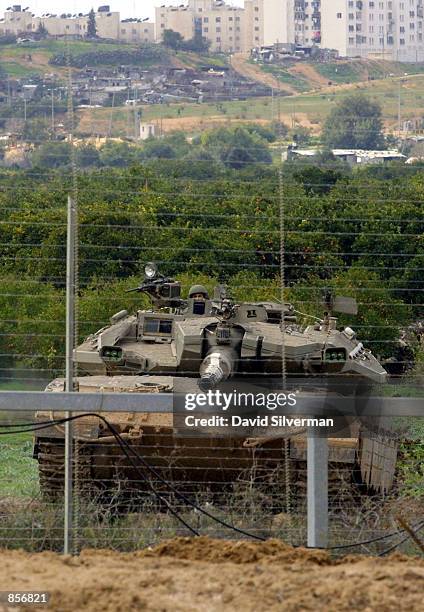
left=77, top=70, right=424, bottom=137
left=1, top=40, right=424, bottom=136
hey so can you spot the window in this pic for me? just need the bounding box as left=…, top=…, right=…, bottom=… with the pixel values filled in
left=337, top=12, right=342, bottom=18
left=203, top=27, right=208, bottom=32
left=216, top=37, right=221, bottom=42
left=203, top=17, right=208, bottom=23
left=216, top=16, right=221, bottom=22
left=216, top=27, right=221, bottom=33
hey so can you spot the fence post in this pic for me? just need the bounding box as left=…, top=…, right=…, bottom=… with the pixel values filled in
left=64, top=195, right=76, bottom=555
left=307, top=430, right=328, bottom=548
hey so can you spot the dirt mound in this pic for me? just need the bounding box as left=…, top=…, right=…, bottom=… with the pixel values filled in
left=141, top=536, right=331, bottom=565
left=0, top=538, right=423, bottom=611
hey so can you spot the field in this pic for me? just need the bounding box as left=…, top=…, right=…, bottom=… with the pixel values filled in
left=0, top=537, right=423, bottom=611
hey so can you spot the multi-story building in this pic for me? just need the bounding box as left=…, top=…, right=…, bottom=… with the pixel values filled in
left=245, top=0, right=294, bottom=47
left=321, top=0, right=424, bottom=62
left=119, top=20, right=155, bottom=44
left=2, top=2, right=423, bottom=62
left=0, top=5, right=155, bottom=44
left=293, top=0, right=321, bottom=45
left=155, top=0, right=292, bottom=52
left=155, top=0, right=247, bottom=53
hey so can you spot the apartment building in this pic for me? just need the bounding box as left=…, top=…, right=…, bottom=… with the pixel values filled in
left=293, top=0, right=321, bottom=45
left=155, top=0, right=247, bottom=52
left=245, top=0, right=294, bottom=47
left=0, top=5, right=155, bottom=43
left=321, top=0, right=424, bottom=62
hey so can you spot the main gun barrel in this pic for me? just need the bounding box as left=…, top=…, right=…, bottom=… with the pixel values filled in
left=198, top=347, right=237, bottom=391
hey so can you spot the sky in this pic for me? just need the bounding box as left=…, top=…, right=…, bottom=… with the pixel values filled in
left=0, top=1, right=244, bottom=21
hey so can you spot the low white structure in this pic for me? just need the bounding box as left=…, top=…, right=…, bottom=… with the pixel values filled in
left=286, top=147, right=407, bottom=165
left=139, top=123, right=156, bottom=140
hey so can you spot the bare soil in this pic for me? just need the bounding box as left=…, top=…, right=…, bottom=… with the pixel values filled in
left=230, top=53, right=297, bottom=94
left=0, top=537, right=423, bottom=611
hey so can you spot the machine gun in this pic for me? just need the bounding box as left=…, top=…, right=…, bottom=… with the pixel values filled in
left=126, top=262, right=184, bottom=309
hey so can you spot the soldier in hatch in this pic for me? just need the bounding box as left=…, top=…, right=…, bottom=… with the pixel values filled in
left=188, top=285, right=210, bottom=315
left=188, top=285, right=209, bottom=301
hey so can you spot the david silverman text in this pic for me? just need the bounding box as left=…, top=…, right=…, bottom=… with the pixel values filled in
left=184, top=415, right=334, bottom=427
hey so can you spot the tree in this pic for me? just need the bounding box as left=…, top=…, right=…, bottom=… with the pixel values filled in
left=36, top=22, right=48, bottom=39
left=87, top=8, right=97, bottom=39
left=31, top=142, right=72, bottom=168
left=75, top=144, right=101, bottom=168
left=99, top=141, right=134, bottom=167
left=201, top=127, right=272, bottom=169
left=322, top=93, right=384, bottom=150
left=290, top=126, right=312, bottom=146
left=142, top=140, right=176, bottom=160
left=181, top=32, right=210, bottom=53
left=162, top=29, right=184, bottom=50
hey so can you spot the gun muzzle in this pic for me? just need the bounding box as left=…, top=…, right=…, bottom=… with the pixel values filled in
left=198, top=348, right=237, bottom=391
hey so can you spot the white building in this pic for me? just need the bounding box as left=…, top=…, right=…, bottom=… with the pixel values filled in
left=139, top=123, right=156, bottom=140
left=155, top=0, right=291, bottom=52
left=0, top=5, right=155, bottom=44
left=321, top=0, right=424, bottom=62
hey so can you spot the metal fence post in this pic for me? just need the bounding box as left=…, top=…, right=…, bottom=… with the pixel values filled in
left=64, top=195, right=76, bottom=554
left=307, top=430, right=328, bottom=548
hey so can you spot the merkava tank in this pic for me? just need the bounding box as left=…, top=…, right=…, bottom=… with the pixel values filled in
left=34, top=263, right=398, bottom=505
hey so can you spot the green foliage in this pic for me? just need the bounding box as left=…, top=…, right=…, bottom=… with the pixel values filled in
left=22, top=118, right=51, bottom=143
left=290, top=126, right=312, bottom=146
left=142, top=140, right=176, bottom=160
left=162, top=29, right=210, bottom=53
left=0, top=160, right=421, bottom=373
left=398, top=440, right=424, bottom=498
left=75, top=144, right=101, bottom=168
left=322, top=93, right=384, bottom=149
left=49, top=44, right=167, bottom=68
left=98, top=141, right=135, bottom=167
left=31, top=141, right=72, bottom=168
left=162, top=29, right=184, bottom=50
left=201, top=126, right=272, bottom=169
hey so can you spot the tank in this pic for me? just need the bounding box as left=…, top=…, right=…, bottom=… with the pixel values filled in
left=34, top=263, right=398, bottom=505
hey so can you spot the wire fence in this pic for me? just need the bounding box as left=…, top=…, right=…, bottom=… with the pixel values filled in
left=0, top=406, right=423, bottom=556
left=0, top=52, right=423, bottom=559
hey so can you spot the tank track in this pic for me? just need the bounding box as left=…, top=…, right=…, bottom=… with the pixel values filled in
left=37, top=439, right=94, bottom=499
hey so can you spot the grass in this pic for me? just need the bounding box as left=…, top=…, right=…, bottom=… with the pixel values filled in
left=260, top=63, right=312, bottom=92
left=0, top=39, right=140, bottom=77
left=314, top=62, right=365, bottom=84
left=0, top=431, right=38, bottom=498
left=176, top=51, right=229, bottom=70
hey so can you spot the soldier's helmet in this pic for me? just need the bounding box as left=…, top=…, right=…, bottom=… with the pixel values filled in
left=188, top=285, right=209, bottom=299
